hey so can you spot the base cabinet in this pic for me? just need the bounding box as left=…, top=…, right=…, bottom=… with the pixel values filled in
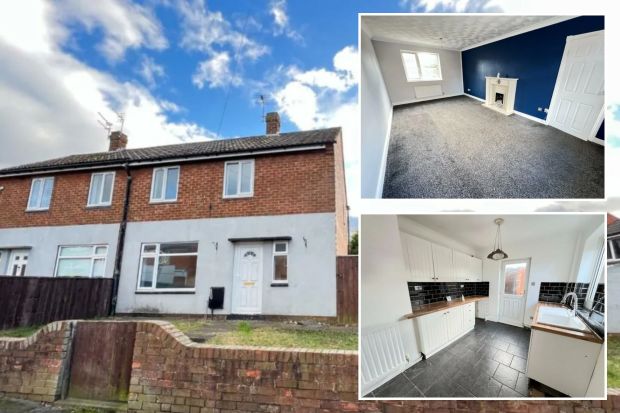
left=526, top=329, right=602, bottom=397
left=415, top=302, right=476, bottom=357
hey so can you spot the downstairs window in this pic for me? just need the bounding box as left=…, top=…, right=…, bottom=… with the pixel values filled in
left=138, top=242, right=198, bottom=290
left=55, top=245, right=108, bottom=277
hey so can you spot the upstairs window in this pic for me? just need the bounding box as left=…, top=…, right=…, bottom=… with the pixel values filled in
left=151, top=166, right=179, bottom=203
left=401, top=51, right=442, bottom=82
left=224, top=160, right=254, bottom=198
left=27, top=177, right=54, bottom=211
left=272, top=241, right=288, bottom=284
left=55, top=245, right=108, bottom=278
left=88, top=172, right=115, bottom=207
left=609, top=236, right=620, bottom=263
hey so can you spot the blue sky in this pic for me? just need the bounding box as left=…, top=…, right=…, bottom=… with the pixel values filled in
left=0, top=0, right=618, bottom=216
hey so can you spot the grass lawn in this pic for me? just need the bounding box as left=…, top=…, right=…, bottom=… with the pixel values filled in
left=609, top=335, right=620, bottom=388
left=0, top=325, right=41, bottom=338
left=170, top=319, right=357, bottom=350
left=210, top=325, right=358, bottom=350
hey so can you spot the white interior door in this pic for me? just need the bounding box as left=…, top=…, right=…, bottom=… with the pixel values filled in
left=499, top=259, right=530, bottom=327
left=232, top=243, right=263, bottom=314
left=9, top=250, right=29, bottom=276
left=547, top=30, right=604, bottom=141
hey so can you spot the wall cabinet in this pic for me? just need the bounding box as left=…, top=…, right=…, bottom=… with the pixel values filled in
left=415, top=302, right=475, bottom=357
left=401, top=231, right=482, bottom=283
left=431, top=243, right=453, bottom=281
left=402, top=233, right=435, bottom=280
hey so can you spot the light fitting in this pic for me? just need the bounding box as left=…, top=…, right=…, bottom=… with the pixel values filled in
left=487, top=218, right=508, bottom=260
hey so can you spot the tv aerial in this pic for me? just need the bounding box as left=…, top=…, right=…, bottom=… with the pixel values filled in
left=97, top=111, right=126, bottom=137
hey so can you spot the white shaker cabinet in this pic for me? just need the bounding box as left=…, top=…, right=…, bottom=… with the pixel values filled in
left=402, top=233, right=435, bottom=281
left=415, top=302, right=477, bottom=358
left=431, top=243, right=453, bottom=281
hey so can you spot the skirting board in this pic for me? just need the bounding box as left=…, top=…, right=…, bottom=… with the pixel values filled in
left=375, top=108, right=393, bottom=199
left=590, top=137, right=604, bottom=146
left=464, top=93, right=549, bottom=125
left=393, top=92, right=464, bottom=107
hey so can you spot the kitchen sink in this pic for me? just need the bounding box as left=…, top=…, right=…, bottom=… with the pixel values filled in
left=537, top=306, right=589, bottom=332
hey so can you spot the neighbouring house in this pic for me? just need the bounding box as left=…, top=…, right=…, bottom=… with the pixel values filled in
left=608, top=213, right=620, bottom=332
left=0, top=113, right=348, bottom=317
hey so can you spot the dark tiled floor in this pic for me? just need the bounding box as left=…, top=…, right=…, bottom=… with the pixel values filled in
left=368, top=319, right=533, bottom=398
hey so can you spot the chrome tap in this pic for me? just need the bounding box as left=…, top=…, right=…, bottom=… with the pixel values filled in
left=561, top=292, right=579, bottom=316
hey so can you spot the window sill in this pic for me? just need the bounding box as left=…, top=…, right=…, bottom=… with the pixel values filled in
left=25, top=208, right=49, bottom=213
left=136, top=289, right=196, bottom=294
left=86, top=204, right=112, bottom=209
left=270, top=283, right=288, bottom=287
left=406, top=79, right=443, bottom=83
left=223, top=194, right=254, bottom=200
left=149, top=199, right=178, bottom=205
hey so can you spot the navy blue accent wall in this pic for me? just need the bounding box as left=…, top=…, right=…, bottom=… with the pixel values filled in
left=462, top=16, right=604, bottom=120
left=596, top=120, right=604, bottom=140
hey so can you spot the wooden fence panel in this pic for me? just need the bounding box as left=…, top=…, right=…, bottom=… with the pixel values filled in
left=0, top=276, right=113, bottom=330
left=336, top=255, right=358, bottom=324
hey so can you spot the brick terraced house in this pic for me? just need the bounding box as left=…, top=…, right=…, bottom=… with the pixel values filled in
left=0, top=113, right=348, bottom=317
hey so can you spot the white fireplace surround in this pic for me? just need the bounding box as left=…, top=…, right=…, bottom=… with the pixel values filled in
left=483, top=76, right=518, bottom=115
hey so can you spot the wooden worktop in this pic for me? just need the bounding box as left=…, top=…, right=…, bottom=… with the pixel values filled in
left=531, top=302, right=603, bottom=344
left=400, top=295, right=488, bottom=320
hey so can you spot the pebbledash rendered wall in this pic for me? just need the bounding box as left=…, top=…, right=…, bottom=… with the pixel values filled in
left=2, top=320, right=619, bottom=412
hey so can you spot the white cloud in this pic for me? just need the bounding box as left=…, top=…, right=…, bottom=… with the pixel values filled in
left=273, top=46, right=360, bottom=214
left=139, top=56, right=165, bottom=88
left=399, top=0, right=502, bottom=12
left=192, top=52, right=242, bottom=89
left=0, top=0, right=215, bottom=170
left=176, top=0, right=269, bottom=61
left=53, top=0, right=167, bottom=62
left=269, top=0, right=302, bottom=42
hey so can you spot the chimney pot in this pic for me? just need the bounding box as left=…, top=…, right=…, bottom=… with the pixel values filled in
left=108, top=131, right=128, bottom=151
left=265, top=112, right=280, bottom=135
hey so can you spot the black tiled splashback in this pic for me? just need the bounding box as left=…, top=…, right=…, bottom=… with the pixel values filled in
left=539, top=282, right=605, bottom=313
left=408, top=281, right=490, bottom=310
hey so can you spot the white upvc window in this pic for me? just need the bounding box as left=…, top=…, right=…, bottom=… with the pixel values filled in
left=137, top=242, right=198, bottom=291
left=272, top=241, right=288, bottom=284
left=609, top=235, right=620, bottom=263
left=55, top=245, right=108, bottom=278
left=401, top=51, right=442, bottom=82
left=27, top=177, right=54, bottom=211
left=223, top=159, right=254, bottom=198
left=150, top=166, right=179, bottom=203
left=87, top=172, right=115, bottom=207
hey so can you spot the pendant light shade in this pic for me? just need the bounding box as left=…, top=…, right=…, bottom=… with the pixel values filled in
left=487, top=218, right=508, bottom=260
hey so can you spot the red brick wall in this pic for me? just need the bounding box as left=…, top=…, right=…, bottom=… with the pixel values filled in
left=0, top=170, right=126, bottom=229
left=333, top=132, right=349, bottom=255
left=127, top=148, right=336, bottom=222
left=0, top=321, right=71, bottom=402
left=0, top=147, right=338, bottom=229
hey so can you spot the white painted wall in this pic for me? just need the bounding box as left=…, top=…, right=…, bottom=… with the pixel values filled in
left=360, top=26, right=393, bottom=199
left=371, top=39, right=464, bottom=106
left=0, top=224, right=120, bottom=277
left=575, top=222, right=605, bottom=284
left=360, top=215, right=419, bottom=361
left=116, top=213, right=336, bottom=316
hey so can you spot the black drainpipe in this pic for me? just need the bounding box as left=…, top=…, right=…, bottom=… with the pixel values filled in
left=109, top=163, right=132, bottom=315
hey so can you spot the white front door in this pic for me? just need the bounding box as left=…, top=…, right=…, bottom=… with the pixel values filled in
left=9, top=249, right=29, bottom=276
left=232, top=243, right=263, bottom=314
left=547, top=30, right=604, bottom=141
left=499, top=259, right=530, bottom=327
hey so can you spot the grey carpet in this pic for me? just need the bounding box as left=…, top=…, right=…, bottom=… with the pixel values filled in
left=382, top=96, right=604, bottom=199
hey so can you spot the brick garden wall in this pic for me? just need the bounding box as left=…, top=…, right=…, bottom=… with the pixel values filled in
left=2, top=320, right=619, bottom=412
left=0, top=321, right=72, bottom=402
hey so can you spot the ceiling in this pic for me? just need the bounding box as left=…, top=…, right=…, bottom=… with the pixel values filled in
left=403, top=215, right=602, bottom=252
left=362, top=16, right=571, bottom=50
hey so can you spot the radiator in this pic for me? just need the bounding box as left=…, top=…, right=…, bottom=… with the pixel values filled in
left=360, top=323, right=408, bottom=395
left=414, top=84, right=443, bottom=99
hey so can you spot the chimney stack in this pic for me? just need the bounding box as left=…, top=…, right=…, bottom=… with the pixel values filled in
left=108, top=131, right=128, bottom=151
left=265, top=112, right=280, bottom=135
